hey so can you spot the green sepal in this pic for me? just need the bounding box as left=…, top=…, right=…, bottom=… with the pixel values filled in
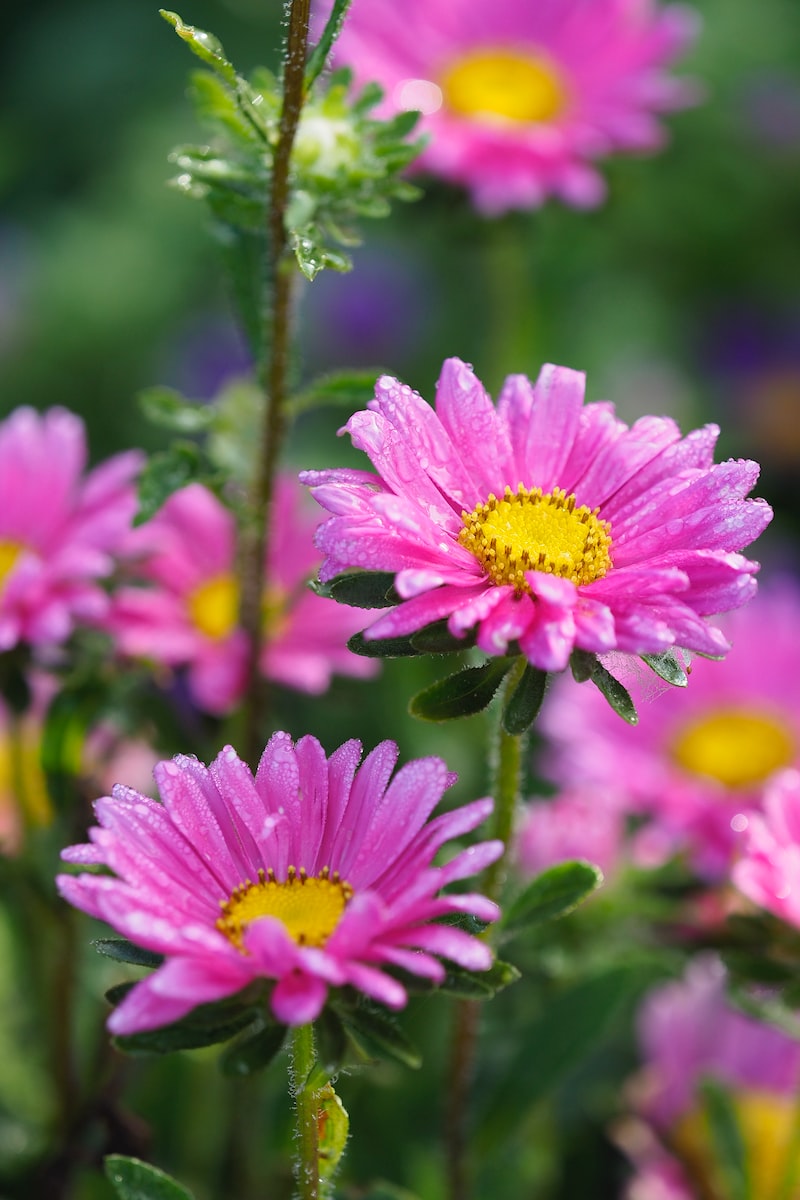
left=110, top=988, right=264, bottom=1056
left=336, top=1001, right=422, bottom=1070
left=347, top=631, right=419, bottom=658
left=502, top=665, right=548, bottom=734
left=160, top=11, right=237, bottom=87
left=105, top=1155, right=196, bottom=1200
left=138, top=387, right=216, bottom=434
left=570, top=651, right=638, bottom=724
left=219, top=1020, right=286, bottom=1077
left=500, top=860, right=603, bottom=940
left=641, top=649, right=689, bottom=688
left=408, top=659, right=513, bottom=722
left=312, top=572, right=399, bottom=609
left=410, top=620, right=475, bottom=655
left=305, top=0, right=354, bottom=90
left=437, top=958, right=521, bottom=1000
left=699, top=1079, right=750, bottom=1200
left=92, top=939, right=165, bottom=970
left=317, top=1083, right=350, bottom=1184
left=569, top=649, right=596, bottom=683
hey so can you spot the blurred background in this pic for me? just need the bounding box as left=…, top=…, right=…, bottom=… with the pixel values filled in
left=2, top=0, right=800, bottom=1196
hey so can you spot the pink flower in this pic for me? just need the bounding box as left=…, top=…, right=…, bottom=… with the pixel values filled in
left=619, top=956, right=800, bottom=1199
left=0, top=407, right=142, bottom=650
left=317, top=0, right=700, bottom=214
left=302, top=359, right=771, bottom=675
left=0, top=689, right=51, bottom=856
left=57, top=734, right=501, bottom=1029
left=109, top=476, right=378, bottom=715
left=543, top=583, right=800, bottom=876
left=515, top=788, right=622, bottom=879
left=733, top=769, right=800, bottom=928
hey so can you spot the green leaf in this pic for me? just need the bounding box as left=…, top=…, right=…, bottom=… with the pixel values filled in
left=305, top=0, right=355, bottom=90
left=105, top=1155, right=195, bottom=1200
left=347, top=630, right=419, bottom=658
left=500, top=861, right=603, bottom=939
left=338, top=1003, right=422, bottom=1070
left=438, top=958, right=521, bottom=1000
left=112, top=990, right=263, bottom=1056
left=291, top=368, right=383, bottom=417
left=410, top=620, right=475, bottom=655
left=502, top=665, right=548, bottom=734
left=160, top=11, right=238, bottom=87
left=93, top=940, right=164, bottom=970
left=135, top=443, right=209, bottom=526
left=641, top=649, right=689, bottom=688
left=409, top=659, right=513, bottom=722
left=312, top=572, right=399, bottom=609
left=569, top=649, right=596, bottom=683
left=219, top=1021, right=286, bottom=1077
left=699, top=1079, right=750, bottom=1200
left=138, top=387, right=215, bottom=434
left=42, top=682, right=105, bottom=810
left=317, top=1083, right=349, bottom=1184
left=588, top=661, right=638, bottom=725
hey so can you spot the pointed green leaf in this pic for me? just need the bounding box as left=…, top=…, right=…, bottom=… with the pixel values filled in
left=105, top=1155, right=196, bottom=1200
left=139, top=387, right=215, bottom=433
left=502, top=665, right=548, bottom=734
left=699, top=1080, right=750, bottom=1200
left=347, top=630, right=419, bottom=658
left=111, top=991, right=263, bottom=1055
left=219, top=1021, right=286, bottom=1077
left=135, top=443, right=208, bottom=526
left=160, top=11, right=238, bottom=87
left=317, top=1083, right=349, bottom=1183
left=312, top=572, right=399, bottom=609
left=338, top=1003, right=421, bottom=1070
left=641, top=649, right=689, bottom=687
left=569, top=649, right=596, bottom=683
left=411, top=620, right=475, bottom=655
left=409, top=659, right=513, bottom=722
left=305, top=0, right=355, bottom=90
left=291, top=369, right=383, bottom=416
left=589, top=661, right=638, bottom=725
left=93, top=940, right=164, bottom=970
left=438, top=958, right=521, bottom=999
left=501, top=861, right=603, bottom=938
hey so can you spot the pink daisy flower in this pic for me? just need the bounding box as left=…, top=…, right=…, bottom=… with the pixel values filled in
left=318, top=0, right=700, bottom=214
left=57, top=733, right=501, bottom=1029
left=302, top=359, right=771, bottom=680
left=619, top=956, right=800, bottom=1200
left=109, top=476, right=378, bottom=715
left=733, top=769, right=800, bottom=929
left=0, top=407, right=142, bottom=650
left=515, top=787, right=622, bottom=880
left=543, top=584, right=800, bottom=876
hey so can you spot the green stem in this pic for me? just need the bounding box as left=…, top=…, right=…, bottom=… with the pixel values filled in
left=290, top=1023, right=321, bottom=1200
left=482, top=658, right=527, bottom=904
left=240, top=0, right=311, bottom=764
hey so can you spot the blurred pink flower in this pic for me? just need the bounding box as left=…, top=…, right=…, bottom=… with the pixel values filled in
left=0, top=692, right=51, bottom=856
left=619, top=956, right=800, bottom=1199
left=0, top=407, right=142, bottom=651
left=515, top=788, right=622, bottom=878
left=109, top=477, right=378, bottom=715
left=543, top=584, right=800, bottom=877
left=58, top=733, right=501, bottom=1029
left=319, top=0, right=700, bottom=214
left=733, top=769, right=800, bottom=928
left=302, top=358, right=771, bottom=674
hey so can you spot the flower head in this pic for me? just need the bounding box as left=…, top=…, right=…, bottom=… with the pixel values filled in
left=0, top=407, right=142, bottom=651
left=619, top=956, right=800, bottom=1199
left=543, top=583, right=800, bottom=876
left=57, top=734, right=501, bottom=1029
left=516, top=788, right=622, bottom=879
left=317, top=0, right=700, bottom=213
left=733, top=769, right=800, bottom=929
left=302, top=359, right=771, bottom=677
left=109, top=476, right=378, bottom=715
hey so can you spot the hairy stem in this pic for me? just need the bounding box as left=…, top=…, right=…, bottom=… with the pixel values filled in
left=239, top=0, right=311, bottom=763
left=290, top=1023, right=320, bottom=1200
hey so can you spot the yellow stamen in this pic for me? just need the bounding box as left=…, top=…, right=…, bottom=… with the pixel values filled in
left=459, top=484, right=612, bottom=592
left=441, top=48, right=567, bottom=124
left=0, top=729, right=51, bottom=834
left=0, top=540, right=22, bottom=594
left=671, top=708, right=796, bottom=790
left=672, top=1090, right=800, bottom=1200
left=188, top=575, right=289, bottom=641
left=217, top=865, right=353, bottom=952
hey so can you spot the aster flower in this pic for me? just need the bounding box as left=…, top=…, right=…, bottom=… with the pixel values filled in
left=57, top=733, right=501, bottom=1029
left=0, top=690, right=51, bottom=855
left=317, top=0, right=700, bottom=214
left=543, top=583, right=800, bottom=876
left=733, top=769, right=800, bottom=929
left=516, top=788, right=622, bottom=880
left=618, top=956, right=800, bottom=1200
left=109, top=476, right=378, bottom=715
left=0, top=407, right=142, bottom=651
left=302, top=358, right=771, bottom=716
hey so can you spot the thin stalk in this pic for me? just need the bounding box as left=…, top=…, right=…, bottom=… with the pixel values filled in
left=239, top=0, right=312, bottom=763
left=445, top=661, right=528, bottom=1200
left=290, top=1023, right=320, bottom=1200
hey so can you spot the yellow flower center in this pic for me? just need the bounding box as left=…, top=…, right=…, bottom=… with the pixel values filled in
left=0, top=540, right=23, bottom=594
left=672, top=1090, right=800, bottom=1200
left=188, top=575, right=290, bottom=641
left=0, top=730, right=51, bottom=837
left=459, top=485, right=612, bottom=591
left=217, top=866, right=353, bottom=952
left=671, top=708, right=796, bottom=790
left=441, top=48, right=567, bottom=124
